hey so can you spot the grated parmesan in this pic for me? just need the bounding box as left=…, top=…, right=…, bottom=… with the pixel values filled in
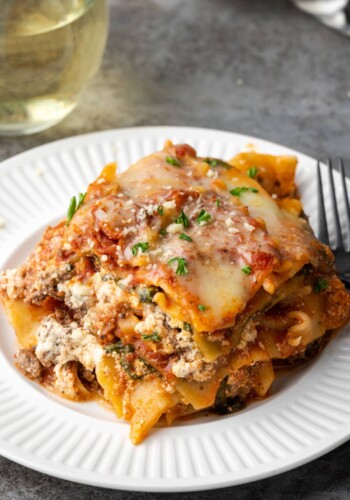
left=163, top=200, right=176, bottom=210
left=166, top=223, right=183, bottom=234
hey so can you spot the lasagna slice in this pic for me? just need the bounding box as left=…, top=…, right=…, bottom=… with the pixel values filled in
left=0, top=142, right=349, bottom=444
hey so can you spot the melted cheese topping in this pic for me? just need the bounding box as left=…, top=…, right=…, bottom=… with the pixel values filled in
left=66, top=146, right=323, bottom=331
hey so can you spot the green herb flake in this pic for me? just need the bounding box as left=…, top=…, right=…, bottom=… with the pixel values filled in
left=67, top=197, right=76, bottom=223
left=215, top=198, right=221, bottom=207
left=196, top=209, right=212, bottom=224
left=120, top=358, right=144, bottom=380
left=241, top=265, right=252, bottom=275
left=179, top=233, right=192, bottom=242
left=198, top=304, right=207, bottom=312
left=183, top=322, right=192, bottom=332
left=141, top=359, right=157, bottom=374
left=66, top=192, right=86, bottom=224
left=214, top=376, right=245, bottom=415
left=142, top=331, right=161, bottom=342
left=77, top=192, right=86, bottom=208
left=166, top=156, right=181, bottom=167
left=230, top=187, right=259, bottom=197
left=122, top=357, right=156, bottom=380
left=131, top=241, right=150, bottom=256
left=107, top=341, right=156, bottom=380
left=168, top=257, right=189, bottom=276
left=105, top=341, right=135, bottom=354
left=138, top=286, right=158, bottom=303
left=314, top=277, right=329, bottom=294
left=247, top=167, right=258, bottom=178
left=175, top=210, right=190, bottom=228
left=203, top=158, right=231, bottom=169
left=157, top=206, right=164, bottom=216
left=159, top=228, right=167, bottom=236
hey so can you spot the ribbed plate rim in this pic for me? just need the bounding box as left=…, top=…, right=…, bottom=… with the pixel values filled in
left=0, top=126, right=349, bottom=492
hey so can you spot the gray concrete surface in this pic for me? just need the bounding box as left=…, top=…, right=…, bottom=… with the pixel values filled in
left=1, top=0, right=350, bottom=498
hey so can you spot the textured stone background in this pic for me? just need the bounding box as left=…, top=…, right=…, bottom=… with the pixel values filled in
left=1, top=0, right=350, bottom=498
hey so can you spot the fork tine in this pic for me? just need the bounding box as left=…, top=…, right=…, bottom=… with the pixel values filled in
left=339, top=159, right=350, bottom=242
left=317, top=160, right=330, bottom=245
left=328, top=159, right=344, bottom=250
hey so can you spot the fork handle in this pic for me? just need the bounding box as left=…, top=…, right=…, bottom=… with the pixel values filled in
left=340, top=274, right=350, bottom=290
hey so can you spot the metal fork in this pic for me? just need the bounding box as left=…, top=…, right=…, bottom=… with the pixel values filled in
left=317, top=159, right=350, bottom=287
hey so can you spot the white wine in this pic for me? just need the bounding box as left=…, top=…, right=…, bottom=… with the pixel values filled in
left=0, top=0, right=108, bottom=135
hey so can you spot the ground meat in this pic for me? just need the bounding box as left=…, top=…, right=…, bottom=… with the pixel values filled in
left=323, top=275, right=350, bottom=329
left=273, top=332, right=331, bottom=367
left=14, top=348, right=43, bottom=380
left=0, top=263, right=75, bottom=305
left=0, top=267, right=26, bottom=300
left=35, top=316, right=103, bottom=371
left=28, top=264, right=74, bottom=304
left=81, top=368, right=96, bottom=383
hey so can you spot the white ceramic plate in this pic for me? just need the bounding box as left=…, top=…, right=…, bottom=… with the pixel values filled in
left=0, top=126, right=349, bottom=492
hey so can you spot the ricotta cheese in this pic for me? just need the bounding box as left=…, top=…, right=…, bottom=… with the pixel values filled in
left=35, top=316, right=103, bottom=371
left=237, top=320, right=257, bottom=350
left=58, top=282, right=92, bottom=310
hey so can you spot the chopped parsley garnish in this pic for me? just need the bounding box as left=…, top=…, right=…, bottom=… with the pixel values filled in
left=241, top=265, right=252, bottom=275
left=157, top=206, right=164, bottom=215
left=247, top=167, right=258, bottom=178
left=179, top=233, right=192, bottom=242
left=105, top=341, right=135, bottom=354
left=131, top=242, right=149, bottom=256
left=314, top=277, right=328, bottom=293
left=166, top=156, right=181, bottom=167
left=175, top=210, right=190, bottom=228
left=230, top=187, right=259, bottom=197
left=159, top=228, right=167, bottom=236
left=168, top=257, right=189, bottom=276
left=215, top=198, right=221, bottom=207
left=198, top=304, right=207, bottom=312
left=66, top=192, right=86, bottom=224
left=203, top=158, right=231, bottom=169
left=142, top=331, right=161, bottom=342
left=196, top=209, right=212, bottom=224
left=183, top=322, right=192, bottom=332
